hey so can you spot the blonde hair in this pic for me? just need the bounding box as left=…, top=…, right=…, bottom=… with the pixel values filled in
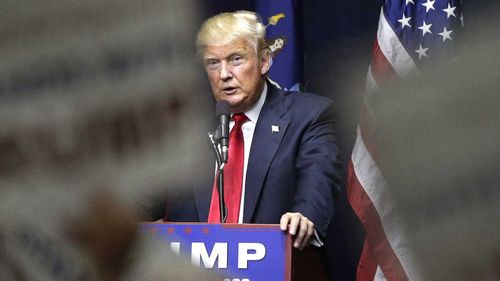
left=196, top=11, right=268, bottom=58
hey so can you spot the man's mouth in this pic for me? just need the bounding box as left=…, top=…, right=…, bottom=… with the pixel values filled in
left=222, top=87, right=237, bottom=94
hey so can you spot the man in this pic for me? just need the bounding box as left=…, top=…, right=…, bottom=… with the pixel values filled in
left=164, top=11, right=341, bottom=251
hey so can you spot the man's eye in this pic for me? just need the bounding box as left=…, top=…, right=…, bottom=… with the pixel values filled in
left=205, top=61, right=220, bottom=70
left=230, top=56, right=244, bottom=65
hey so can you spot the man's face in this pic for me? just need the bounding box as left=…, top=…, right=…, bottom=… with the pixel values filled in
left=203, top=38, right=270, bottom=113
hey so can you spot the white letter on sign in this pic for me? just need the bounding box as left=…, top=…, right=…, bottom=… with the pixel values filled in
left=238, top=243, right=266, bottom=269
left=170, top=242, right=180, bottom=255
left=191, top=243, right=228, bottom=268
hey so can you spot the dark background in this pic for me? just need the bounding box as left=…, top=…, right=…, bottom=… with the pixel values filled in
left=197, top=1, right=496, bottom=279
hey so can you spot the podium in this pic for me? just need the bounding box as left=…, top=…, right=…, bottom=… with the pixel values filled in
left=141, top=223, right=292, bottom=281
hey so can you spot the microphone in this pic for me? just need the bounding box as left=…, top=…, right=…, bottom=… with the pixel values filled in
left=216, top=100, right=231, bottom=164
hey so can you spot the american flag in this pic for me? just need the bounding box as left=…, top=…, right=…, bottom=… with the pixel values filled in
left=347, top=0, right=463, bottom=280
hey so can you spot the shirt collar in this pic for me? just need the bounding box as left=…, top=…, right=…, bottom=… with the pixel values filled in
left=241, top=82, right=267, bottom=124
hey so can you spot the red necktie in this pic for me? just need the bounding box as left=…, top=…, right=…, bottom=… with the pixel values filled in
left=208, top=113, right=247, bottom=223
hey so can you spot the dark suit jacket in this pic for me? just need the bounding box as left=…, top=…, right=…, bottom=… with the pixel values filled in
left=164, top=82, right=341, bottom=238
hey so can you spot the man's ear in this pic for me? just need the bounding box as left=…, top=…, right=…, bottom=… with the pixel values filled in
left=260, top=50, right=272, bottom=75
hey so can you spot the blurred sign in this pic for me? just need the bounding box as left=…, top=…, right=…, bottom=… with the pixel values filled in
left=0, top=0, right=209, bottom=196
left=0, top=1, right=216, bottom=280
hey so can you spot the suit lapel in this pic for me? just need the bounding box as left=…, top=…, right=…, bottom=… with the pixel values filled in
left=243, top=85, right=290, bottom=222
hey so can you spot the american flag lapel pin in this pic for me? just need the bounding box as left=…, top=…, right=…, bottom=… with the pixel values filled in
left=271, top=125, right=280, bottom=133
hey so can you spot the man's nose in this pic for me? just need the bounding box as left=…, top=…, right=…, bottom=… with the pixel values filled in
left=219, top=62, right=233, bottom=80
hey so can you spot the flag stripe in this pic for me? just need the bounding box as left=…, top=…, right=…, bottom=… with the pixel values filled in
left=356, top=238, right=378, bottom=281
left=358, top=105, right=377, bottom=161
left=371, top=39, right=399, bottom=86
left=374, top=266, right=387, bottom=281
left=348, top=131, right=409, bottom=281
left=376, top=8, right=418, bottom=79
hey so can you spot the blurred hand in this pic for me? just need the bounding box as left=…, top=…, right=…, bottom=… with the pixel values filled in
left=280, top=212, right=314, bottom=250
left=67, top=189, right=139, bottom=281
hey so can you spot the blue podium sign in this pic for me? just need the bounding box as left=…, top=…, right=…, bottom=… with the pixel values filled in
left=141, top=223, right=291, bottom=281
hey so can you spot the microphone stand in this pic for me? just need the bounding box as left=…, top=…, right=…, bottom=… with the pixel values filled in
left=208, top=132, right=227, bottom=223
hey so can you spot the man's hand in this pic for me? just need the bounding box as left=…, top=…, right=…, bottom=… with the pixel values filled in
left=280, top=212, right=314, bottom=250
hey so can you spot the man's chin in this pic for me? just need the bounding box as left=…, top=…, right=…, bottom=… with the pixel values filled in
left=214, top=95, right=247, bottom=112
left=224, top=99, right=245, bottom=112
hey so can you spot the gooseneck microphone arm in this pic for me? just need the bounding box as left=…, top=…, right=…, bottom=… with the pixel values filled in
left=210, top=100, right=231, bottom=223
left=208, top=132, right=227, bottom=223
left=208, top=132, right=223, bottom=168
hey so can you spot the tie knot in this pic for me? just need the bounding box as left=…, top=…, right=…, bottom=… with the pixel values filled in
left=232, top=113, right=248, bottom=125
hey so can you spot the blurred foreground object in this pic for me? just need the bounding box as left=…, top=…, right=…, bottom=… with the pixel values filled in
left=369, top=13, right=500, bottom=280
left=0, top=0, right=217, bottom=280
left=0, top=0, right=210, bottom=200
left=67, top=189, right=139, bottom=281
